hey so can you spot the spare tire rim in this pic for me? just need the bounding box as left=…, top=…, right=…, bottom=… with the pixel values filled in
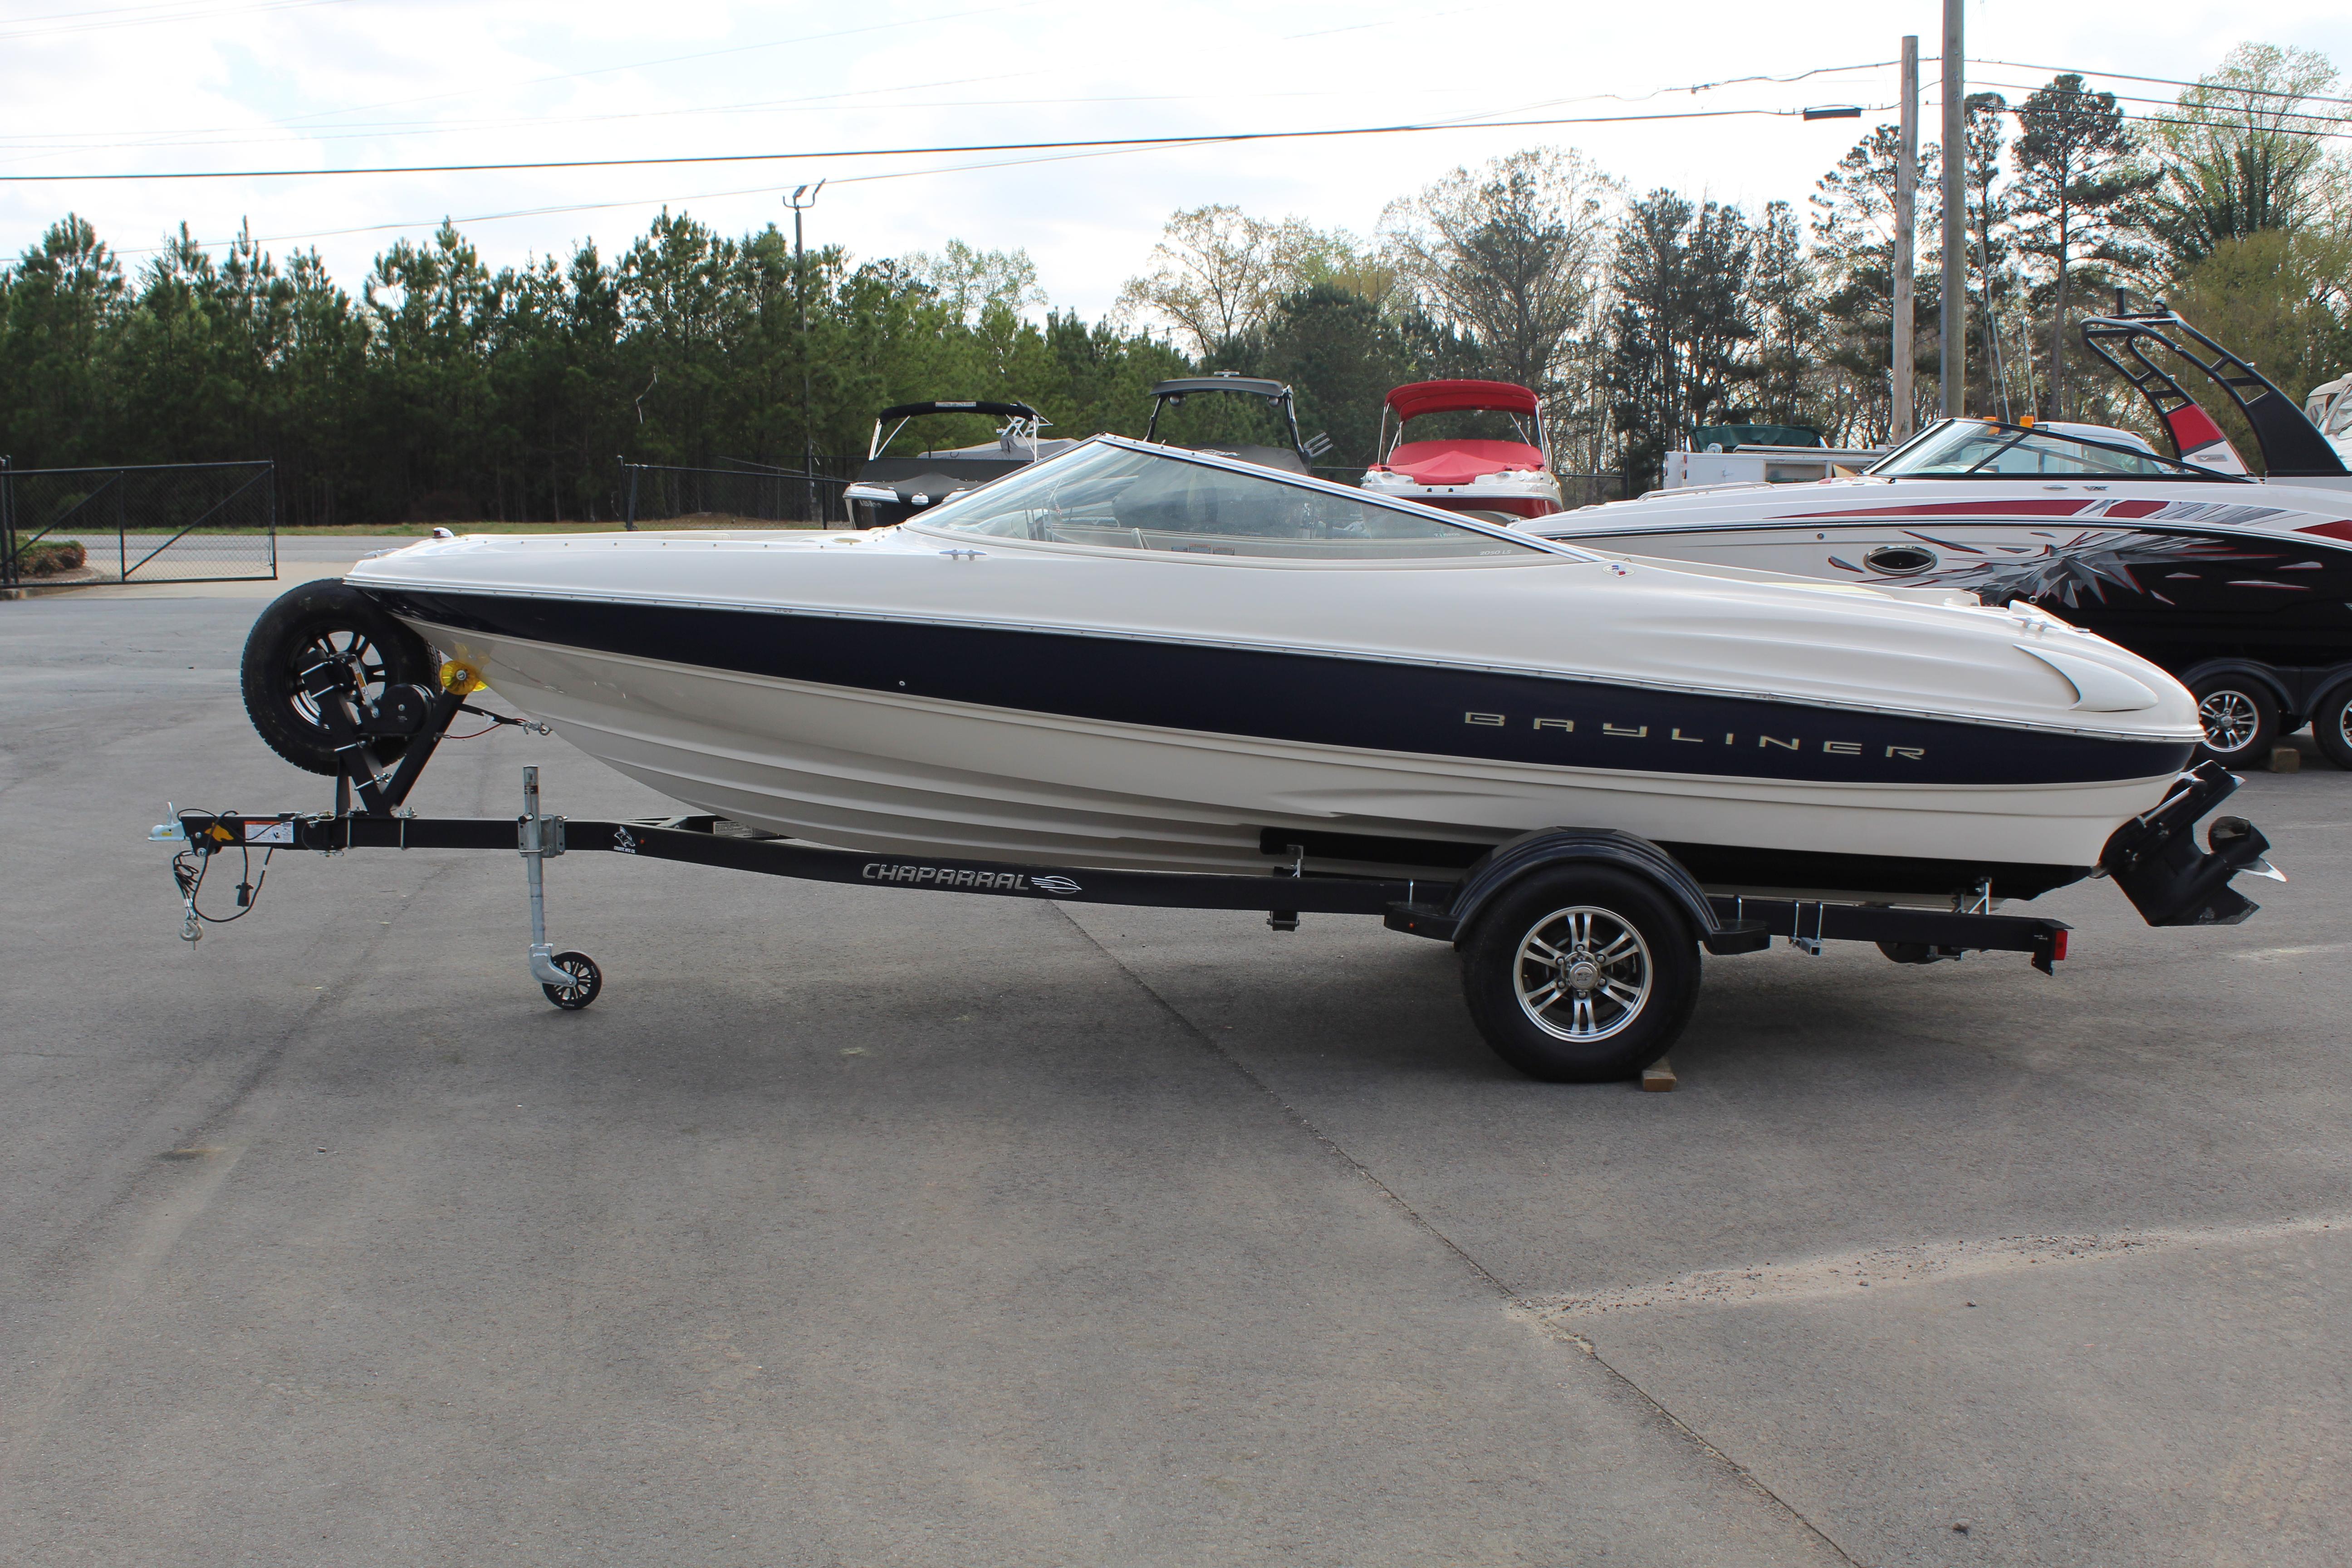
left=1515, top=906, right=1653, bottom=1043
left=2196, top=690, right=2261, bottom=753
left=286, top=628, right=391, bottom=729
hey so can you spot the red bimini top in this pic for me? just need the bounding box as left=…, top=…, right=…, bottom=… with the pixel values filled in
left=1383, top=379, right=1541, bottom=421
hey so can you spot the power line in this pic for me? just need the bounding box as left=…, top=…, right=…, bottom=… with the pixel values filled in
left=1973, top=57, right=2352, bottom=111
left=0, top=104, right=1893, bottom=184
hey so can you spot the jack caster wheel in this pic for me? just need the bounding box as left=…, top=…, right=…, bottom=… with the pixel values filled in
left=542, top=951, right=602, bottom=1009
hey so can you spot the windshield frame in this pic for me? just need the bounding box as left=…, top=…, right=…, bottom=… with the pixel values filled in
left=902, top=433, right=1596, bottom=560
left=1864, top=416, right=2250, bottom=482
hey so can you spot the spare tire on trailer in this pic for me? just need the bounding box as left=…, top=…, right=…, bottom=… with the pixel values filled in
left=1458, top=865, right=1702, bottom=1083
left=240, top=580, right=436, bottom=775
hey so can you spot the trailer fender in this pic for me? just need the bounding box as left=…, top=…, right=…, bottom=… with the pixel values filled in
left=1383, top=827, right=1770, bottom=955
left=2178, top=657, right=2295, bottom=714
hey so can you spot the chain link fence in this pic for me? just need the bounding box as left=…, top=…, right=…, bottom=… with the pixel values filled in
left=619, top=459, right=854, bottom=529
left=1, top=461, right=276, bottom=589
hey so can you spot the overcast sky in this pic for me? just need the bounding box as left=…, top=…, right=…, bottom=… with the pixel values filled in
left=2, top=0, right=2347, bottom=321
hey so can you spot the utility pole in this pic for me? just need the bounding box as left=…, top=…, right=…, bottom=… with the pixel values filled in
left=1940, top=0, right=1965, bottom=417
left=787, top=181, right=825, bottom=526
left=1892, top=35, right=1918, bottom=442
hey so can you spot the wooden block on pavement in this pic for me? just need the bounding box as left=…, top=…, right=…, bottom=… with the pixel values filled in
left=2271, top=745, right=2301, bottom=773
left=1640, top=1057, right=1677, bottom=1092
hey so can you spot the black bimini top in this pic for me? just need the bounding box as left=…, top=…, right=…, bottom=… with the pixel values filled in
left=1148, top=377, right=1292, bottom=402
left=875, top=400, right=1042, bottom=422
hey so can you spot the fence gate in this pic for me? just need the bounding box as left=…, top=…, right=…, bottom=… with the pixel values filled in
left=0, top=460, right=277, bottom=590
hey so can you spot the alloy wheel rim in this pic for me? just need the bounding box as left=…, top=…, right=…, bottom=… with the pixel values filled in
left=2197, top=690, right=2261, bottom=753
left=549, top=959, right=594, bottom=1001
left=1514, top=906, right=1652, bottom=1043
left=289, top=629, right=388, bottom=729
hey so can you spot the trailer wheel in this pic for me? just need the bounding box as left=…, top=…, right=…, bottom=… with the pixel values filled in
left=1459, top=867, right=1700, bottom=1083
left=2190, top=674, right=2279, bottom=765
left=241, top=581, right=436, bottom=775
left=2313, top=686, right=2352, bottom=771
left=541, top=952, right=602, bottom=1010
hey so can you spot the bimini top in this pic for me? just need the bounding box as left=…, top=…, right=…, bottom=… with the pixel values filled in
left=1386, top=380, right=1541, bottom=421
left=875, top=399, right=1043, bottom=423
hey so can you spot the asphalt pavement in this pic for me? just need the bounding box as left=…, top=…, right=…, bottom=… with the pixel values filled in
left=3, top=576, right=2347, bottom=1566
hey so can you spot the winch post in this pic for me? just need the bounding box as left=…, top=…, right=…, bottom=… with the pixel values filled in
left=519, top=767, right=573, bottom=987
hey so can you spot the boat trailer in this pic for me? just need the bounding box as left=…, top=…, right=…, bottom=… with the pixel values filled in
left=152, top=637, right=2275, bottom=1081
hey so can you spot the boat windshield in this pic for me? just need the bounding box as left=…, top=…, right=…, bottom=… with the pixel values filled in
left=1870, top=420, right=2241, bottom=480
left=911, top=441, right=1550, bottom=559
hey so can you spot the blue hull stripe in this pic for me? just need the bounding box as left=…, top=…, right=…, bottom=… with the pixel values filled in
left=372, top=589, right=2196, bottom=788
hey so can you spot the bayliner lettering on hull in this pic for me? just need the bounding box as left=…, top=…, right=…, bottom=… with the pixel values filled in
left=1465, top=711, right=1926, bottom=761
left=862, top=862, right=1083, bottom=895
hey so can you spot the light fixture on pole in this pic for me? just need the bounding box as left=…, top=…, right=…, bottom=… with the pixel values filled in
left=787, top=180, right=826, bottom=526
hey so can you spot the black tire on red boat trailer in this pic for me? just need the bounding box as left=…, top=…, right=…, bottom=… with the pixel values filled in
left=1458, top=866, right=1702, bottom=1083
left=240, top=580, right=436, bottom=776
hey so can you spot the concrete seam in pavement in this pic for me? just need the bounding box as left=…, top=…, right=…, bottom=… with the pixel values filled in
left=1046, top=905, right=1865, bottom=1567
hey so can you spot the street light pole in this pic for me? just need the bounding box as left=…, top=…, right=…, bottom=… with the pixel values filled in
left=787, top=181, right=825, bottom=526
left=1940, top=0, right=1965, bottom=417
left=1892, top=34, right=1918, bottom=442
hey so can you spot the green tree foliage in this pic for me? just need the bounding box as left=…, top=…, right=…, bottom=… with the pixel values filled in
left=2146, top=44, right=2347, bottom=272
left=1379, top=149, right=1612, bottom=399
left=1113, top=205, right=1343, bottom=357
left=0, top=211, right=1187, bottom=524
left=2012, top=75, right=2154, bottom=416
left=5, top=39, right=2342, bottom=516
left=1808, top=123, right=1943, bottom=442
left=0, top=216, right=129, bottom=463
left=2168, top=227, right=2352, bottom=470
left=1605, top=191, right=1759, bottom=490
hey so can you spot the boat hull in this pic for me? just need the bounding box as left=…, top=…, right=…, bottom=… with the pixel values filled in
left=376, top=588, right=2190, bottom=902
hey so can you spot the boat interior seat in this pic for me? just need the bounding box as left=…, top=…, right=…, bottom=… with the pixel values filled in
left=1381, top=439, right=1547, bottom=484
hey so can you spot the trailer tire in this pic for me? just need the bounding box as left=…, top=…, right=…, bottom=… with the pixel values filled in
left=2190, top=673, right=2279, bottom=765
left=1459, top=867, right=1700, bottom=1083
left=2313, top=685, right=2352, bottom=771
left=241, top=581, right=435, bottom=776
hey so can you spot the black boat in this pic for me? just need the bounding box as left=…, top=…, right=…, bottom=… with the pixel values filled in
left=1529, top=306, right=2352, bottom=767
left=841, top=400, right=1074, bottom=528
left=1143, top=374, right=1328, bottom=473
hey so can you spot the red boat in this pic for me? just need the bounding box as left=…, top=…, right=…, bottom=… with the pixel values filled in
left=1360, top=379, right=1564, bottom=520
